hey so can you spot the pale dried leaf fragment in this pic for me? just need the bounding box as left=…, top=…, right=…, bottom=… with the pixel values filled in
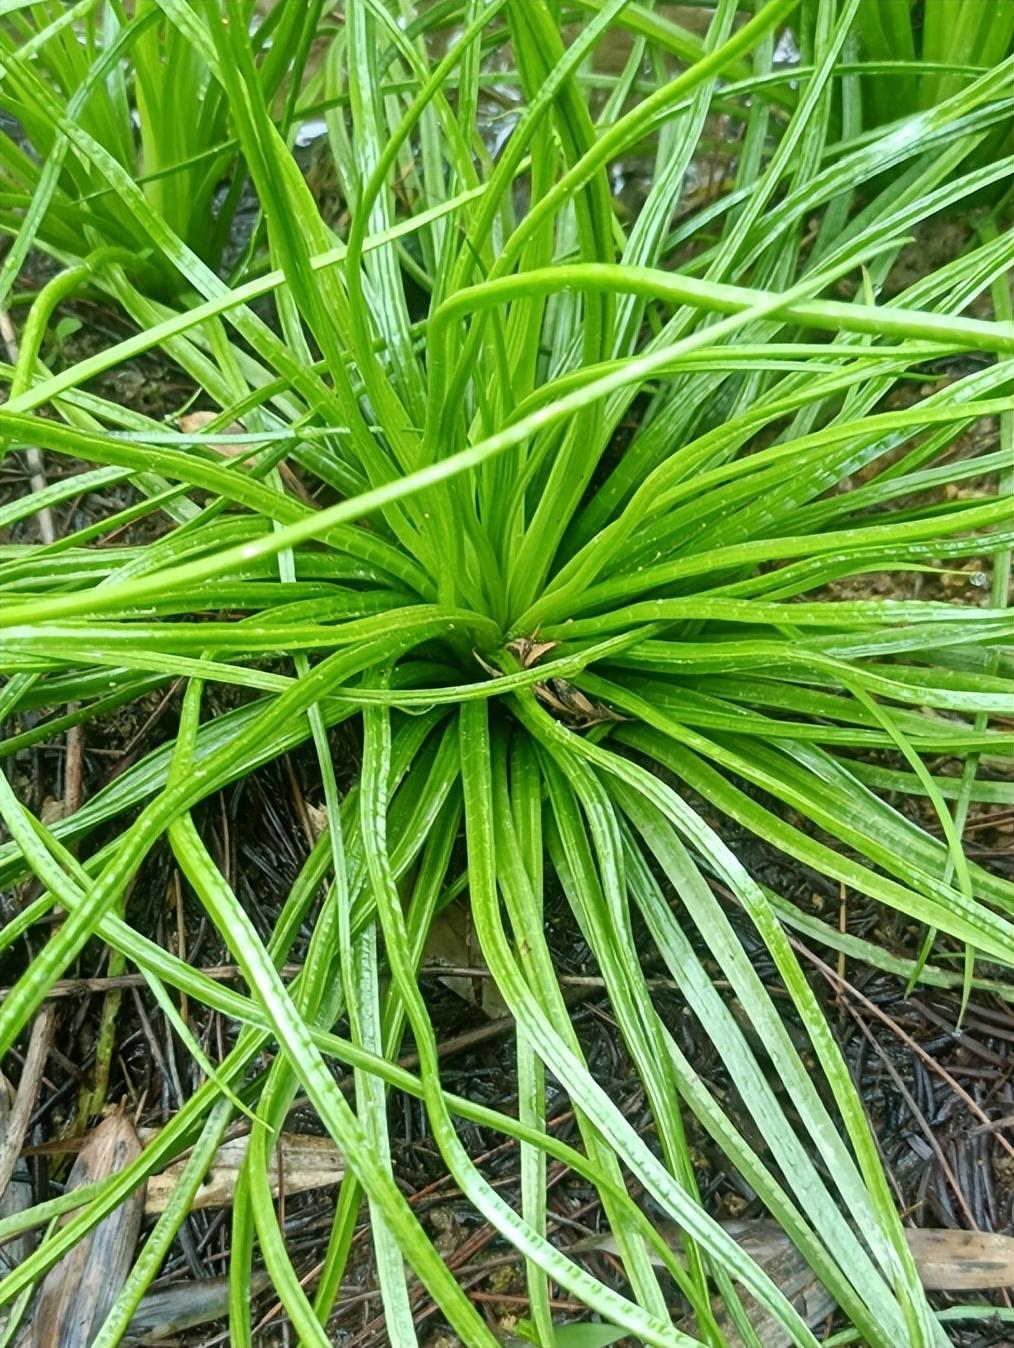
left=38, top=798, right=67, bottom=826
left=29, top=1113, right=145, bottom=1348
left=505, top=636, right=558, bottom=669
left=303, top=801, right=328, bottom=840
left=905, top=1227, right=1014, bottom=1290
left=669, top=1219, right=835, bottom=1348
left=144, top=1131, right=343, bottom=1214
left=178, top=410, right=247, bottom=447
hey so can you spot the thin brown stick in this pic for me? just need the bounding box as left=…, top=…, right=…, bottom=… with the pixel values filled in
left=103, top=680, right=182, bottom=782
left=283, top=754, right=317, bottom=849
left=845, top=1003, right=979, bottom=1230
left=793, top=936, right=1014, bottom=1162
left=418, top=964, right=681, bottom=991
left=971, top=1113, right=1014, bottom=1136
left=395, top=984, right=590, bottom=1073
left=0, top=964, right=303, bottom=1001
left=172, top=870, right=188, bottom=1030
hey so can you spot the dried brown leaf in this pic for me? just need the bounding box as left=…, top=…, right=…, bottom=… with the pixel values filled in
left=178, top=411, right=251, bottom=464
left=534, top=678, right=626, bottom=727
left=176, top=412, right=312, bottom=502
left=421, top=906, right=508, bottom=1019
left=29, top=1113, right=144, bottom=1348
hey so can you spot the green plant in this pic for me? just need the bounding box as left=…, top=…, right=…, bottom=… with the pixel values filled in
left=0, top=0, right=328, bottom=299
left=38, top=311, right=81, bottom=367
left=856, top=0, right=1014, bottom=125
left=0, top=2, right=1012, bottom=1345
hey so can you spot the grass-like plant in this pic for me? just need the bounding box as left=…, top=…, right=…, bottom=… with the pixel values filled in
left=856, top=0, right=1014, bottom=125
left=0, top=0, right=329, bottom=299
left=1, top=1, right=1012, bottom=1344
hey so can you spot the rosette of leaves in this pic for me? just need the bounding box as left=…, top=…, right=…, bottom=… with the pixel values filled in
left=0, top=3, right=1011, bottom=1346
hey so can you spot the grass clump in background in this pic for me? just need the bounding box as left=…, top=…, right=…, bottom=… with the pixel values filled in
left=0, top=1, right=1012, bottom=1344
